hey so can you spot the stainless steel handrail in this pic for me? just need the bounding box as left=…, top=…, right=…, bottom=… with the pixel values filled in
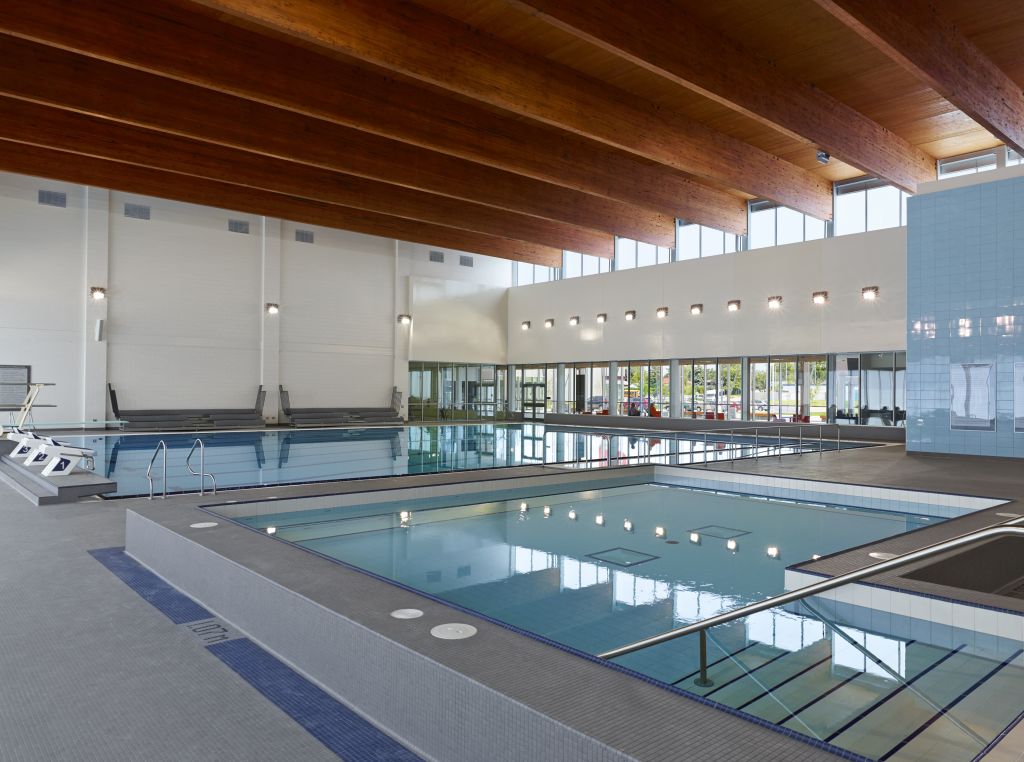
left=146, top=439, right=167, bottom=500
left=599, top=519, right=1024, bottom=664
left=185, top=438, right=217, bottom=496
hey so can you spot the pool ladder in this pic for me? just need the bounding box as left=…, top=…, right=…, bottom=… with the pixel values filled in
left=146, top=438, right=218, bottom=499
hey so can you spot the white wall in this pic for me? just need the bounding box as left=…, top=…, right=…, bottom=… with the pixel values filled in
left=507, top=227, right=907, bottom=363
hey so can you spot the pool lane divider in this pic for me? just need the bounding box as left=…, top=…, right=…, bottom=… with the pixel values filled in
left=88, top=547, right=422, bottom=762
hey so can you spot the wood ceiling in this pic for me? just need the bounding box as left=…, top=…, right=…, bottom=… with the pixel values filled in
left=1, top=0, right=1021, bottom=264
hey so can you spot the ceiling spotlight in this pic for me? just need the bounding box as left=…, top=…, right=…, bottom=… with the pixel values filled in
left=595, top=514, right=605, bottom=526
left=862, top=286, right=879, bottom=301
left=266, top=526, right=277, bottom=535
left=816, top=150, right=830, bottom=165
left=265, top=303, right=279, bottom=315
left=596, top=313, right=607, bottom=324
left=543, top=505, right=551, bottom=518
left=766, top=546, right=780, bottom=559
left=568, top=509, right=577, bottom=521
left=569, top=315, right=580, bottom=326
left=623, top=518, right=633, bottom=532
left=90, top=286, right=107, bottom=301
left=689, top=532, right=701, bottom=545
left=727, top=300, right=741, bottom=312
left=624, top=310, right=637, bottom=321
left=690, top=304, right=703, bottom=316
left=544, top=318, right=554, bottom=328
left=656, top=306, right=669, bottom=319
left=726, top=538, right=738, bottom=552
left=521, top=320, right=531, bottom=331
left=812, top=291, right=828, bottom=305
left=655, top=526, right=667, bottom=539
left=397, top=314, right=412, bottom=325
left=767, top=296, right=783, bottom=311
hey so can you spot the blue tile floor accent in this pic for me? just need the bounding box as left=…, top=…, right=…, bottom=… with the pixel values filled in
left=90, top=547, right=422, bottom=761
left=88, top=546, right=212, bottom=624
left=209, top=638, right=421, bottom=762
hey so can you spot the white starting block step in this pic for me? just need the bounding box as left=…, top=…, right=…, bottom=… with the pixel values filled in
left=5, top=429, right=95, bottom=476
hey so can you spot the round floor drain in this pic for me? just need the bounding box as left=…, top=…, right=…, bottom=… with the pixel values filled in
left=189, top=521, right=218, bottom=529
left=390, top=608, right=424, bottom=619
left=430, top=623, right=477, bottom=640
left=868, top=551, right=897, bottom=560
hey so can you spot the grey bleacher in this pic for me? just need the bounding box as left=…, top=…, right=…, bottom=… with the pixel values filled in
left=109, top=385, right=266, bottom=431
left=279, top=386, right=404, bottom=428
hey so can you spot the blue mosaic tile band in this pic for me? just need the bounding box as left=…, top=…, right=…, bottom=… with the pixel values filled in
left=88, top=546, right=212, bottom=624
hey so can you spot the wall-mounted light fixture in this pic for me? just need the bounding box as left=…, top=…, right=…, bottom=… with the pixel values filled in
left=521, top=321, right=531, bottom=331
left=544, top=318, right=554, bottom=329
left=90, top=287, right=107, bottom=301
left=265, top=303, right=279, bottom=315
left=767, top=296, right=783, bottom=311
left=656, top=306, right=669, bottom=319
left=812, top=291, right=828, bottom=305
left=690, top=304, right=703, bottom=316
left=397, top=314, right=412, bottom=325
left=816, top=150, right=830, bottom=165
left=596, top=313, right=607, bottom=324
left=624, top=310, right=637, bottom=321
left=862, top=286, right=879, bottom=301
left=568, top=315, right=580, bottom=326
left=727, top=300, right=741, bottom=313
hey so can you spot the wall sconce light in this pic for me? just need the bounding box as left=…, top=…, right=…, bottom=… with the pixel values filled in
left=521, top=321, right=531, bottom=331
left=624, top=310, right=637, bottom=321
left=397, top=314, right=412, bottom=325
left=767, top=296, right=783, bottom=311
left=690, top=304, right=703, bottom=316
left=544, top=318, right=554, bottom=328
left=656, top=306, right=669, bottom=319
left=812, top=291, right=828, bottom=305
left=596, top=313, right=607, bottom=324
left=90, top=287, right=107, bottom=301
left=862, top=286, right=879, bottom=301
left=265, top=303, right=279, bottom=315
left=568, top=315, right=579, bottom=326
left=727, top=300, right=741, bottom=312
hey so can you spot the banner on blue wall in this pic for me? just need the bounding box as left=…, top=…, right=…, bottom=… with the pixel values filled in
left=950, top=363, right=995, bottom=431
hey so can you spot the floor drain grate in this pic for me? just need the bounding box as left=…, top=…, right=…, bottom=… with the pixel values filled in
left=430, top=623, right=477, bottom=640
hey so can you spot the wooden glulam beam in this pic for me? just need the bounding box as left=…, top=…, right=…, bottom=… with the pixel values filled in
left=812, top=0, right=1024, bottom=154
left=0, top=3, right=748, bottom=235
left=0, top=140, right=563, bottom=266
left=0, top=97, right=614, bottom=256
left=186, top=0, right=833, bottom=219
left=0, top=39, right=673, bottom=247
left=509, top=0, right=935, bottom=194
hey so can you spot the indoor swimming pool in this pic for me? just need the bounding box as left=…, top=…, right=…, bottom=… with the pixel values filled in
left=213, top=479, right=1024, bottom=761
left=71, top=423, right=866, bottom=497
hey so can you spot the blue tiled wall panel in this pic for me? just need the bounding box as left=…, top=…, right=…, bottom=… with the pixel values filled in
left=907, top=175, right=1024, bottom=457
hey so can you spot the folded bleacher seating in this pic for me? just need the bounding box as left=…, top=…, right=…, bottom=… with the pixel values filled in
left=109, top=385, right=266, bottom=431
left=279, top=386, right=403, bottom=428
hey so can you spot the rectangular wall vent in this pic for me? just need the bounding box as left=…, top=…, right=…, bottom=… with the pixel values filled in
left=429, top=250, right=445, bottom=263
left=124, top=203, right=151, bottom=220
left=37, top=190, right=67, bottom=208
left=228, top=219, right=250, bottom=234
left=295, top=229, right=315, bottom=244
left=459, top=255, right=474, bottom=268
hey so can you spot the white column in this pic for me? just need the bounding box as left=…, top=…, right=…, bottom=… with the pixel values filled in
left=555, top=363, right=566, bottom=413
left=393, top=241, right=412, bottom=419
left=740, top=357, right=751, bottom=421
left=259, top=217, right=282, bottom=423
left=81, top=186, right=109, bottom=428
left=669, top=359, right=681, bottom=418
left=609, top=361, right=620, bottom=416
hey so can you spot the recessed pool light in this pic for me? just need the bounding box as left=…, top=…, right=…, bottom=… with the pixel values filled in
left=399, top=510, right=412, bottom=522
left=655, top=526, right=666, bottom=539
left=812, top=554, right=822, bottom=560
left=544, top=318, right=554, bottom=328
left=766, top=546, right=779, bottom=559
left=812, top=291, right=828, bottom=305
left=595, top=514, right=605, bottom=526
left=862, top=286, right=879, bottom=301
left=596, top=313, right=607, bottom=324
left=521, top=320, right=531, bottom=331
left=767, top=296, right=782, bottom=310
left=519, top=502, right=527, bottom=511
left=266, top=526, right=277, bottom=535
left=656, top=306, right=669, bottom=319
left=390, top=608, right=424, bottom=619
left=727, top=300, right=741, bottom=312
left=869, top=551, right=897, bottom=560
left=689, top=532, right=700, bottom=545
left=726, top=538, right=738, bottom=552
left=623, top=518, right=633, bottom=532
left=624, top=310, right=636, bottom=321
left=568, top=509, right=577, bottom=521
left=690, top=303, right=703, bottom=316
left=568, top=315, right=579, bottom=326
left=543, top=505, right=551, bottom=518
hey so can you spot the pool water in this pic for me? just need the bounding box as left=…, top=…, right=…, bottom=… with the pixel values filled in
left=70, top=423, right=865, bottom=497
